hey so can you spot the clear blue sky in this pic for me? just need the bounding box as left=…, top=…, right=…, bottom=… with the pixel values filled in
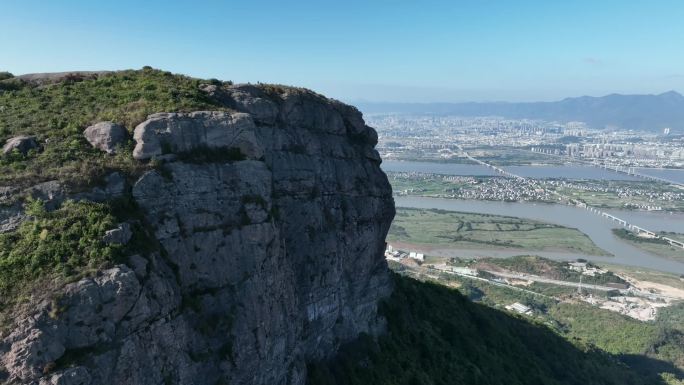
left=2, top=0, right=683, bottom=102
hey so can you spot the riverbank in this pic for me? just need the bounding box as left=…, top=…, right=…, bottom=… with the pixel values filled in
left=381, top=159, right=684, bottom=183
left=612, top=229, right=684, bottom=263
left=394, top=196, right=684, bottom=274
left=387, top=172, right=684, bottom=212
left=389, top=207, right=609, bottom=256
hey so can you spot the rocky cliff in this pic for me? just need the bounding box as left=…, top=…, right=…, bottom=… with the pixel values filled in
left=0, top=77, right=394, bottom=385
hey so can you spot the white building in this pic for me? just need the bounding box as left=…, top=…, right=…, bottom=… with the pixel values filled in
left=505, top=302, right=533, bottom=315
left=452, top=267, right=478, bottom=276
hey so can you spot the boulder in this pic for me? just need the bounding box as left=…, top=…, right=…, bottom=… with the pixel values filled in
left=0, top=187, right=24, bottom=233
left=2, top=135, right=39, bottom=155
left=73, top=172, right=127, bottom=202
left=201, top=84, right=279, bottom=125
left=27, top=181, right=66, bottom=211
left=83, top=122, right=128, bottom=154
left=0, top=203, right=25, bottom=233
left=102, top=223, right=132, bottom=245
left=132, top=111, right=263, bottom=160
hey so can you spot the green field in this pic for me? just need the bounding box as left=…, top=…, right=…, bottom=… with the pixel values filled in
left=555, top=181, right=684, bottom=212
left=388, top=207, right=609, bottom=256
left=613, top=229, right=684, bottom=263
left=466, top=146, right=569, bottom=166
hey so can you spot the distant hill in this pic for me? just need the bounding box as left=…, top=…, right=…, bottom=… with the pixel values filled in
left=357, top=91, right=684, bottom=132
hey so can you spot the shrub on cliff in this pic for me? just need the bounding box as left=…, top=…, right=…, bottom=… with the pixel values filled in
left=0, top=199, right=123, bottom=304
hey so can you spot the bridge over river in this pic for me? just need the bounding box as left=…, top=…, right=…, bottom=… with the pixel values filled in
left=459, top=146, right=684, bottom=251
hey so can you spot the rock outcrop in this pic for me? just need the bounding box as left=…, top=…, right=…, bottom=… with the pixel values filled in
left=2, top=135, right=39, bottom=156
left=132, top=111, right=262, bottom=160
left=0, top=181, right=67, bottom=233
left=83, top=122, right=128, bottom=154
left=102, top=223, right=132, bottom=245
left=0, top=85, right=394, bottom=385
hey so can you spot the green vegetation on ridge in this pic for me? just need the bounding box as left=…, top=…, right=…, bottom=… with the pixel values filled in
left=0, top=68, right=227, bottom=188
left=0, top=195, right=158, bottom=325
left=0, top=200, right=121, bottom=308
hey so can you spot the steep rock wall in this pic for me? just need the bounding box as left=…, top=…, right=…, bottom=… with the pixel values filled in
left=0, top=85, right=394, bottom=385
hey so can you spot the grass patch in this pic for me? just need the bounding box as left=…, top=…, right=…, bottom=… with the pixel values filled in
left=0, top=68, right=226, bottom=188
left=613, top=229, right=684, bottom=262
left=388, top=207, right=608, bottom=255
left=0, top=199, right=124, bottom=300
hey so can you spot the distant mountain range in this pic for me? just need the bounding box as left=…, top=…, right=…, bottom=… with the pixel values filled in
left=356, top=91, right=684, bottom=133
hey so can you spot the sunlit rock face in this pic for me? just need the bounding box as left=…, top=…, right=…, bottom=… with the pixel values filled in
left=0, top=84, right=394, bottom=385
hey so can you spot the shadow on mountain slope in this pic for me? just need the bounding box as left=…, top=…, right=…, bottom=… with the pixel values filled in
left=308, top=274, right=680, bottom=385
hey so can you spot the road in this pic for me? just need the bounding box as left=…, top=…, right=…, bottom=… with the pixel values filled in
left=428, top=263, right=679, bottom=300
left=424, top=264, right=552, bottom=298
left=481, top=270, right=617, bottom=292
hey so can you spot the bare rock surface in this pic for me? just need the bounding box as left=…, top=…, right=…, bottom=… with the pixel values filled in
left=0, top=84, right=394, bottom=385
left=72, top=172, right=127, bottom=202
left=27, top=181, right=66, bottom=210
left=102, top=222, right=132, bottom=245
left=83, top=122, right=128, bottom=154
left=132, top=111, right=263, bottom=160
left=201, top=84, right=279, bottom=124
left=0, top=181, right=67, bottom=233
left=2, top=135, right=39, bottom=155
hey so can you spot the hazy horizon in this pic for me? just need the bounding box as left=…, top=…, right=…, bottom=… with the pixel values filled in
left=8, top=69, right=682, bottom=106
left=3, top=0, right=684, bottom=103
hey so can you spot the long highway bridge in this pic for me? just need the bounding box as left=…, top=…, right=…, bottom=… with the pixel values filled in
left=590, top=162, right=684, bottom=189
left=459, top=146, right=684, bottom=250
left=528, top=147, right=684, bottom=189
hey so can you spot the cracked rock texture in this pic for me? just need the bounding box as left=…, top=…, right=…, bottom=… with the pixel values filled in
left=0, top=85, right=394, bottom=385
left=83, top=122, right=128, bottom=154
left=2, top=135, right=39, bottom=156
left=132, top=111, right=262, bottom=160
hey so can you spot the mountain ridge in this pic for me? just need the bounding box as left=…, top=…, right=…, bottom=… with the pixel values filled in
left=1, top=69, right=681, bottom=385
left=356, top=91, right=684, bottom=132
left=0, top=69, right=395, bottom=385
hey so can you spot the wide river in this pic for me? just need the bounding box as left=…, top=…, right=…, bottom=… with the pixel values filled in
left=635, top=167, right=684, bottom=184
left=382, top=160, right=684, bottom=183
left=384, top=160, right=684, bottom=273
left=394, top=196, right=684, bottom=274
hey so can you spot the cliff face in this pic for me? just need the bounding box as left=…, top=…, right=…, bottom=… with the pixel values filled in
left=0, top=83, right=394, bottom=384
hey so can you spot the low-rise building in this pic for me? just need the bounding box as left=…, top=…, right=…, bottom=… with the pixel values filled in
left=505, top=302, right=533, bottom=315
left=452, top=267, right=478, bottom=276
